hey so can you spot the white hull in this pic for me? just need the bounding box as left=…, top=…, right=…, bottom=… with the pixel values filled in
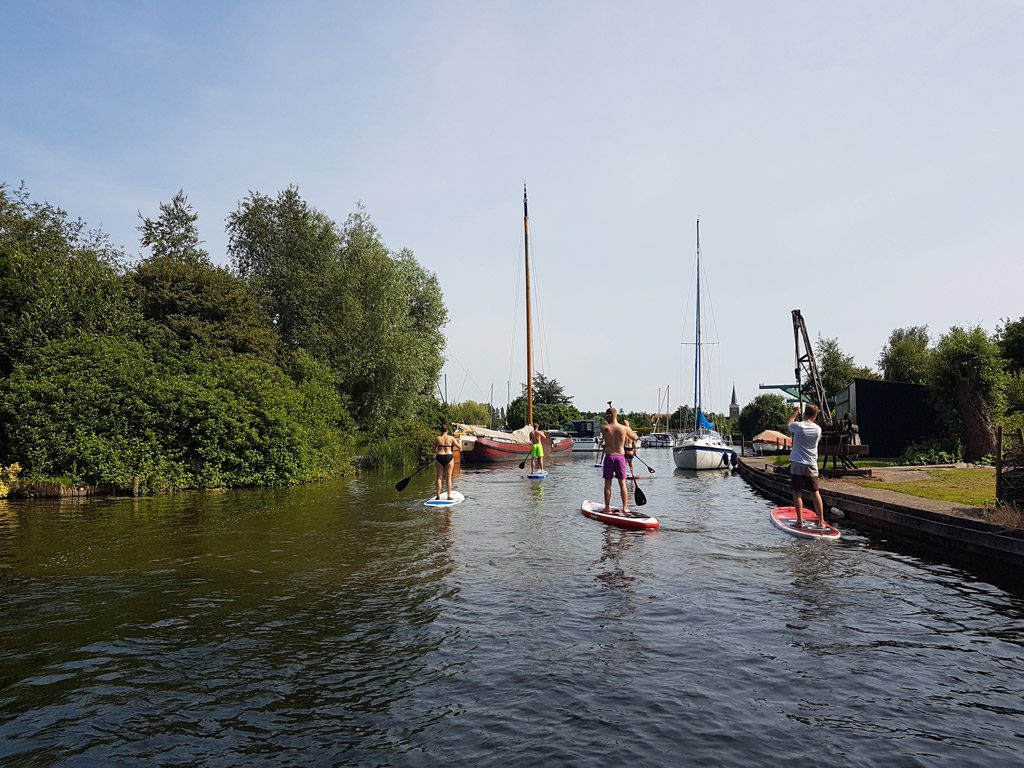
left=571, top=437, right=602, bottom=452
left=672, top=433, right=734, bottom=470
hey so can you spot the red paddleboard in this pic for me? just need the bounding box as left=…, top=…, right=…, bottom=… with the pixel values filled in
left=770, top=506, right=840, bottom=540
left=580, top=500, right=659, bottom=530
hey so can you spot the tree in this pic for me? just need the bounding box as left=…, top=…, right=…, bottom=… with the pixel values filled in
left=0, top=184, right=140, bottom=376
left=450, top=400, right=491, bottom=426
left=138, top=189, right=207, bottom=263
left=816, top=336, right=879, bottom=398
left=527, top=373, right=574, bottom=406
left=227, top=186, right=339, bottom=350
left=227, top=189, right=447, bottom=429
left=738, top=394, right=790, bottom=440
left=996, top=317, right=1024, bottom=375
left=878, top=326, right=931, bottom=384
left=505, top=395, right=580, bottom=430
left=134, top=193, right=278, bottom=359
left=927, top=325, right=1004, bottom=461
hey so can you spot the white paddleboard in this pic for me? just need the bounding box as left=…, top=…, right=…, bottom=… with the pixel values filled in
left=424, top=490, right=465, bottom=508
left=527, top=470, right=549, bottom=479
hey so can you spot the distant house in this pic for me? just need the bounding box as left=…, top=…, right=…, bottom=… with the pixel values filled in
left=834, top=379, right=940, bottom=458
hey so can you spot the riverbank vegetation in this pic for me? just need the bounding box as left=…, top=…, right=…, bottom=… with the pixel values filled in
left=0, top=184, right=448, bottom=493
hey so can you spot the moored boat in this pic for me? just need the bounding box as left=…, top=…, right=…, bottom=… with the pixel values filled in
left=456, top=424, right=573, bottom=463
left=672, top=219, right=737, bottom=471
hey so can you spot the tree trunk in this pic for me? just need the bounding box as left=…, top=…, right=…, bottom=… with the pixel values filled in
left=954, top=362, right=997, bottom=461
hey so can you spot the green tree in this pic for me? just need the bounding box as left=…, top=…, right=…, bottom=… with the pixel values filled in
left=996, top=317, right=1024, bottom=375
left=506, top=395, right=580, bottom=430
left=138, top=189, right=207, bottom=263
left=134, top=193, right=279, bottom=359
left=227, top=186, right=339, bottom=350
left=227, top=190, right=446, bottom=429
left=527, top=373, right=574, bottom=406
left=450, top=400, right=492, bottom=426
left=878, top=326, right=931, bottom=384
left=0, top=184, right=140, bottom=375
left=738, top=394, right=790, bottom=440
left=816, top=336, right=879, bottom=397
left=927, top=325, right=1004, bottom=461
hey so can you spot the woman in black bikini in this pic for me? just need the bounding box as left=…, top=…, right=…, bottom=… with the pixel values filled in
left=434, top=424, right=458, bottom=500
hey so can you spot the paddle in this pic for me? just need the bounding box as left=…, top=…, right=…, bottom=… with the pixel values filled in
left=394, top=458, right=433, bottom=492
left=518, top=456, right=528, bottom=470
left=632, top=453, right=656, bottom=474
left=632, top=476, right=648, bottom=506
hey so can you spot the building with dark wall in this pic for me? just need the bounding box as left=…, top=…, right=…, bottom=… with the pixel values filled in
left=834, top=379, right=941, bottom=458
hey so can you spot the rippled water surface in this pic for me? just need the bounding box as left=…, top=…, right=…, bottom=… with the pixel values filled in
left=2, top=451, right=1024, bottom=767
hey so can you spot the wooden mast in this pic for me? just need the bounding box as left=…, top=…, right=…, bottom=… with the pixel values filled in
left=524, top=184, right=533, bottom=427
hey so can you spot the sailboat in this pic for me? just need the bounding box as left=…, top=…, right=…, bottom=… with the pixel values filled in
left=672, top=219, right=736, bottom=471
left=458, top=185, right=573, bottom=463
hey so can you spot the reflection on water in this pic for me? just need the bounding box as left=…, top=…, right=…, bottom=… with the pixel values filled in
left=2, top=450, right=1024, bottom=767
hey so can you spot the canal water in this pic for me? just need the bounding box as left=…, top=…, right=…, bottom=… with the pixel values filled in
left=2, top=450, right=1023, bottom=767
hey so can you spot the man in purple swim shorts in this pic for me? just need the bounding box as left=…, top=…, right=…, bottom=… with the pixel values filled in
left=600, top=406, right=639, bottom=513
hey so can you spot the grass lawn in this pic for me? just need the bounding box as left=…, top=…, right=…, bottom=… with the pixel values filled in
left=850, top=468, right=997, bottom=508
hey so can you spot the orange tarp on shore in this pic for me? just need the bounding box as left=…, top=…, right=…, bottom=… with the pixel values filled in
left=752, top=429, right=792, bottom=448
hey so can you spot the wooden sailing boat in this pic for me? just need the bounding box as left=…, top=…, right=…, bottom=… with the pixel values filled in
left=672, top=219, right=736, bottom=470
left=458, top=186, right=573, bottom=463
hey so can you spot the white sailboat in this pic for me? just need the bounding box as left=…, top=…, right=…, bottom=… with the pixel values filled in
left=672, top=220, right=736, bottom=471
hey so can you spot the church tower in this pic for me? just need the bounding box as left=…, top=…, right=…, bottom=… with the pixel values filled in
left=729, top=384, right=740, bottom=419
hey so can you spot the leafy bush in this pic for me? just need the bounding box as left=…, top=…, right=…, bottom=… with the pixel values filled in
left=0, top=333, right=354, bottom=492
left=896, top=441, right=962, bottom=466
left=0, top=462, right=21, bottom=497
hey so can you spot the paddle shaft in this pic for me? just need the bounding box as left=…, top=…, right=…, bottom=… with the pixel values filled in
left=632, top=453, right=656, bottom=473
left=395, top=458, right=434, bottom=492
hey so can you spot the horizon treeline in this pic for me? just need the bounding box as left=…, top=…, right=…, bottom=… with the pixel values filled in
left=0, top=183, right=448, bottom=492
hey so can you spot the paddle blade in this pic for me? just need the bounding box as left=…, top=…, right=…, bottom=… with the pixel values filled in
left=395, top=477, right=411, bottom=492
left=518, top=459, right=527, bottom=469
left=647, top=466, right=656, bottom=473
left=633, top=480, right=647, bottom=506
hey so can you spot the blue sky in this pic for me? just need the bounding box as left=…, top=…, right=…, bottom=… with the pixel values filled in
left=3, top=1, right=1021, bottom=415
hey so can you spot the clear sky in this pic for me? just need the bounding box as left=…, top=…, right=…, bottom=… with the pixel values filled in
left=3, top=1, right=1021, bottom=416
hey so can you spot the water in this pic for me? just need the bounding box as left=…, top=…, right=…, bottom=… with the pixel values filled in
left=2, top=451, right=1024, bottom=767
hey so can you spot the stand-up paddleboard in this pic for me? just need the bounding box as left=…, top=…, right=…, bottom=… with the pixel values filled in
left=580, top=500, right=659, bottom=530
left=424, top=491, right=465, bottom=508
left=527, top=470, right=549, bottom=479
left=770, top=506, right=840, bottom=540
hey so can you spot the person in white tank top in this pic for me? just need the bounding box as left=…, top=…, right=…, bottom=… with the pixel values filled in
left=787, top=404, right=824, bottom=528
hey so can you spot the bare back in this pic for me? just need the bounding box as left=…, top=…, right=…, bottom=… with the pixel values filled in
left=601, top=421, right=637, bottom=455
left=434, top=434, right=458, bottom=454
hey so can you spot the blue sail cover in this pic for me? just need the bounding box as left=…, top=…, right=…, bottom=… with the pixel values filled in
left=698, top=410, right=715, bottom=430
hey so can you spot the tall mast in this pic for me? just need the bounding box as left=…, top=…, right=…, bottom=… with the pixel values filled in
left=524, top=184, right=533, bottom=427
left=692, top=219, right=701, bottom=431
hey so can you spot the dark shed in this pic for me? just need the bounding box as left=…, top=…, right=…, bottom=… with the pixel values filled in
left=834, top=379, right=941, bottom=459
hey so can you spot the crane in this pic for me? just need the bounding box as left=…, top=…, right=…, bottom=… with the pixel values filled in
left=791, top=309, right=868, bottom=473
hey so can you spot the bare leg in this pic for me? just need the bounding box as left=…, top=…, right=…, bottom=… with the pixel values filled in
left=603, top=478, right=612, bottom=512
left=811, top=490, right=824, bottom=524
left=619, top=478, right=629, bottom=513
left=792, top=488, right=804, bottom=527
left=434, top=461, right=442, bottom=499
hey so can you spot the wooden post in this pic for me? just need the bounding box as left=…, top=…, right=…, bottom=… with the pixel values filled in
left=132, top=476, right=140, bottom=498
left=996, top=425, right=1003, bottom=502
